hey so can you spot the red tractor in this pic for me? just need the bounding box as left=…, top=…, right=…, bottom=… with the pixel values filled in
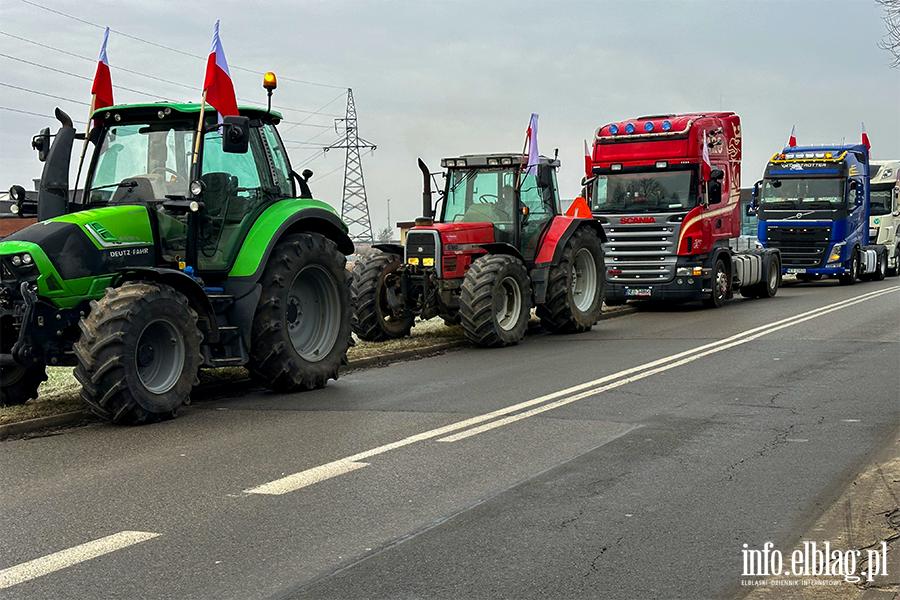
left=351, top=153, right=606, bottom=347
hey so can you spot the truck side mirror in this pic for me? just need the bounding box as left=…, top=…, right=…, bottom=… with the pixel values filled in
left=32, top=127, right=51, bottom=163
left=708, top=180, right=723, bottom=205
left=709, top=168, right=724, bottom=181
left=222, top=116, right=250, bottom=154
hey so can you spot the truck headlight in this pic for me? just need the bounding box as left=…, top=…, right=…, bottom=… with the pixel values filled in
left=827, top=244, right=844, bottom=263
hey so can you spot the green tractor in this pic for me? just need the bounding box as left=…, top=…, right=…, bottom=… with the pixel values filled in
left=1, top=96, right=354, bottom=423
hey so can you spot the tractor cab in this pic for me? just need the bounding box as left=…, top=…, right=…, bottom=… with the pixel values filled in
left=437, top=153, right=561, bottom=263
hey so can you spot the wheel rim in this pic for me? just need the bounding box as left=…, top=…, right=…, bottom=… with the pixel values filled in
left=880, top=256, right=886, bottom=276
left=852, top=256, right=859, bottom=279
left=136, top=319, right=185, bottom=394
left=768, top=263, right=778, bottom=289
left=715, top=266, right=728, bottom=298
left=571, top=248, right=597, bottom=312
left=287, top=265, right=341, bottom=362
left=0, top=364, right=26, bottom=386
left=495, top=276, right=522, bottom=332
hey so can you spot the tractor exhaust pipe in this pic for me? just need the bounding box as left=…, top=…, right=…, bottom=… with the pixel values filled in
left=37, top=108, right=76, bottom=221
left=416, top=158, right=434, bottom=226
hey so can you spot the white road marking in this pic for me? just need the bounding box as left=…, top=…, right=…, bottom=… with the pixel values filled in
left=0, top=531, right=160, bottom=589
left=243, top=286, right=899, bottom=496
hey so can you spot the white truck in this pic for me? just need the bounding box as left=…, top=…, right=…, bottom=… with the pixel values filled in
left=869, top=160, right=900, bottom=276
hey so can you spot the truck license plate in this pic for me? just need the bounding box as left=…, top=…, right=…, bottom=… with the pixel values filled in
left=625, top=288, right=652, bottom=297
left=786, top=268, right=807, bottom=274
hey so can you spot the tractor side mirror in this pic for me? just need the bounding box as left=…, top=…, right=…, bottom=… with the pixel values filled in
left=32, top=127, right=51, bottom=162
left=538, top=165, right=553, bottom=188
left=708, top=180, right=723, bottom=205
left=222, top=116, right=250, bottom=154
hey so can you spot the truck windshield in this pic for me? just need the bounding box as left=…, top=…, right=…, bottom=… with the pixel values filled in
left=760, top=178, right=845, bottom=210
left=591, top=169, right=699, bottom=213
left=87, top=123, right=194, bottom=204
left=870, top=183, right=894, bottom=216
left=443, top=168, right=517, bottom=223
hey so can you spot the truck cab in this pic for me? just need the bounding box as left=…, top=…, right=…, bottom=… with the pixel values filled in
left=868, top=160, right=900, bottom=276
left=755, top=144, right=889, bottom=284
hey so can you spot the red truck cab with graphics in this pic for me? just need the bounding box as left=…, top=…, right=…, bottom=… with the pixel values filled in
left=586, top=113, right=781, bottom=307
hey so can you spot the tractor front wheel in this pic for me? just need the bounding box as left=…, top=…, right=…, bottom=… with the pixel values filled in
left=74, top=282, right=202, bottom=424
left=248, top=233, right=352, bottom=392
left=537, top=228, right=604, bottom=333
left=459, top=254, right=530, bottom=347
left=0, top=364, right=47, bottom=406
left=350, top=251, right=413, bottom=341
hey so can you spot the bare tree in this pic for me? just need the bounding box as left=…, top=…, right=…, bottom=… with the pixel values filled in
left=877, top=0, right=900, bottom=67
left=377, top=227, right=393, bottom=243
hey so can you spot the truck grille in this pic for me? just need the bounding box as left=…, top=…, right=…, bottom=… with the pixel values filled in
left=602, top=220, right=681, bottom=284
left=765, top=225, right=832, bottom=268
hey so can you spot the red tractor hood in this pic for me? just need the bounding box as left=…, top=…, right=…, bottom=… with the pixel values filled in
left=411, top=222, right=495, bottom=245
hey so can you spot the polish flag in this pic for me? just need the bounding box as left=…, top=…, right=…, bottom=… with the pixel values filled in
left=584, top=139, right=592, bottom=178
left=203, top=20, right=239, bottom=121
left=91, top=27, right=114, bottom=118
left=701, top=130, right=712, bottom=180
left=788, top=125, right=797, bottom=147
left=861, top=122, right=871, bottom=155
left=525, top=113, right=539, bottom=176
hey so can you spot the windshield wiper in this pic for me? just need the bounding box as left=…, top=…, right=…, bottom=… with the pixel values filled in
left=89, top=181, right=137, bottom=192
left=449, top=169, right=478, bottom=194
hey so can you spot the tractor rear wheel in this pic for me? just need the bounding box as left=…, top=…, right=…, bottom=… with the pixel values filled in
left=351, top=251, right=413, bottom=341
left=459, top=254, right=530, bottom=347
left=537, top=228, right=604, bottom=333
left=74, top=282, right=203, bottom=424
left=0, top=364, right=47, bottom=406
left=248, top=233, right=352, bottom=392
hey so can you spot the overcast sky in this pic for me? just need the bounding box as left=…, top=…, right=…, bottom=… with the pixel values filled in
left=1, top=0, right=897, bottom=237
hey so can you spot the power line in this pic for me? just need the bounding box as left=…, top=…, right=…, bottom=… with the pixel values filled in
left=0, top=82, right=90, bottom=106
left=0, top=105, right=53, bottom=119
left=0, top=31, right=343, bottom=118
left=280, top=90, right=348, bottom=136
left=19, top=0, right=347, bottom=89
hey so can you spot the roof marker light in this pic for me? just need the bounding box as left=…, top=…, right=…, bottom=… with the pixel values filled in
left=644, top=122, right=654, bottom=132
left=825, top=152, right=833, bottom=159
left=609, top=124, right=619, bottom=135
left=661, top=120, right=672, bottom=131
left=624, top=123, right=635, bottom=134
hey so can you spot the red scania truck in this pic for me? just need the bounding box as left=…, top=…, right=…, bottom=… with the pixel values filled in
left=585, top=112, right=781, bottom=307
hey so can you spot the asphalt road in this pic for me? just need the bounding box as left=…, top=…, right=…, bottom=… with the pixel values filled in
left=1, top=277, right=898, bottom=599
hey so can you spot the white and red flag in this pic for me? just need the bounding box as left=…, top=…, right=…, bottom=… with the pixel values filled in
left=701, top=130, right=712, bottom=180
left=203, top=20, right=239, bottom=121
left=584, top=139, right=592, bottom=178
left=91, top=27, right=114, bottom=118
left=788, top=125, right=797, bottom=147
left=861, top=122, right=871, bottom=154
left=525, top=113, right=539, bottom=176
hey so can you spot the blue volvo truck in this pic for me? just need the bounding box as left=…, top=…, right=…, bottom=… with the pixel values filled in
left=753, top=144, right=888, bottom=284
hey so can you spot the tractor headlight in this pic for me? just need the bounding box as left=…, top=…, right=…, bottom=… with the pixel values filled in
left=408, top=257, right=419, bottom=266
left=827, top=243, right=844, bottom=263
left=11, top=255, right=22, bottom=267
left=21, top=253, right=33, bottom=265
left=422, top=257, right=435, bottom=267
left=190, top=180, right=204, bottom=196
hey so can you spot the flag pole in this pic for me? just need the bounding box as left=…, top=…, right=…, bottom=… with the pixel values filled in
left=72, top=93, right=97, bottom=207
left=191, top=89, right=208, bottom=177
left=515, top=129, right=529, bottom=192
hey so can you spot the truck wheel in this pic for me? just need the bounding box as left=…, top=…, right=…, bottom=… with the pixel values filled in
left=350, top=251, right=413, bottom=341
left=872, top=248, right=887, bottom=281
left=248, top=233, right=352, bottom=392
left=702, top=258, right=729, bottom=308
left=888, top=245, right=900, bottom=277
left=839, top=250, right=860, bottom=285
left=743, top=254, right=781, bottom=299
left=459, top=254, right=530, bottom=347
left=74, top=282, right=203, bottom=424
left=0, top=364, right=47, bottom=406
left=537, top=228, right=605, bottom=333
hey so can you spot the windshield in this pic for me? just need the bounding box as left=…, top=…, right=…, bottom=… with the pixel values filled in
left=443, top=167, right=518, bottom=223
left=591, top=169, right=699, bottom=213
left=760, top=178, right=846, bottom=210
left=87, top=123, right=193, bottom=204
left=870, top=183, right=894, bottom=216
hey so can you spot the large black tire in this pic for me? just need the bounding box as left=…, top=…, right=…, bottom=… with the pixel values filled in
left=839, top=249, right=860, bottom=285
left=871, top=248, right=887, bottom=281
left=350, top=251, right=413, bottom=341
left=248, top=233, right=352, bottom=392
left=459, top=254, right=530, bottom=348
left=888, top=246, right=900, bottom=277
left=0, top=364, right=47, bottom=406
left=74, top=282, right=203, bottom=424
left=702, top=258, right=729, bottom=308
left=537, top=228, right=605, bottom=334
left=741, top=254, right=781, bottom=299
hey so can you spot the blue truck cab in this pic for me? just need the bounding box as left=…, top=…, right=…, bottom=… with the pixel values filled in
left=753, top=144, right=888, bottom=284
